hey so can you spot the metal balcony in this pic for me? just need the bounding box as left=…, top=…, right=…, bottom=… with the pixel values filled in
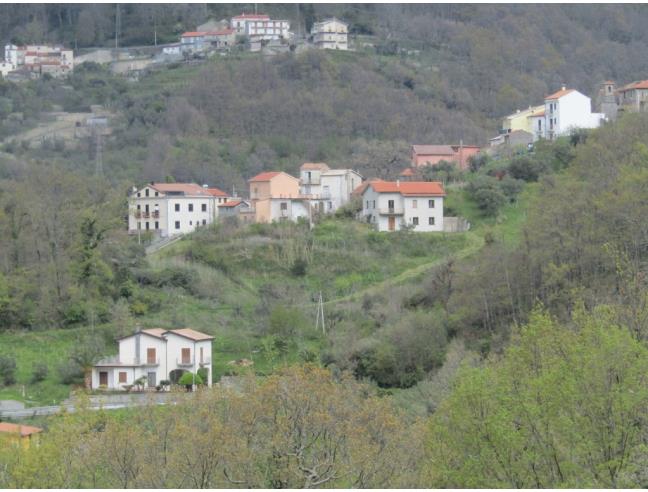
left=176, top=358, right=194, bottom=367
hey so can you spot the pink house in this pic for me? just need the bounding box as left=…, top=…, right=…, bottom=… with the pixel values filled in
left=411, top=144, right=481, bottom=170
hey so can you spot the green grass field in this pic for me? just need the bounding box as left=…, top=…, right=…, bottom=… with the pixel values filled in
left=0, top=184, right=535, bottom=407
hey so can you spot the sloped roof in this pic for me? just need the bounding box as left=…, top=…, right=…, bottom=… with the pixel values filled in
left=300, top=162, right=330, bottom=171
left=205, top=187, right=228, bottom=197
left=545, top=88, right=575, bottom=100
left=149, top=183, right=213, bottom=197
left=0, top=422, right=42, bottom=437
left=368, top=181, right=446, bottom=196
left=352, top=178, right=384, bottom=197
left=618, top=80, right=648, bottom=91
left=181, top=31, right=206, bottom=37
left=248, top=171, right=298, bottom=182
left=168, top=328, right=214, bottom=341
left=219, top=200, right=243, bottom=208
left=412, top=144, right=455, bottom=156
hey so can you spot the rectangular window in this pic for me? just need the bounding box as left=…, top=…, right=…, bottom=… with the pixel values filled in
left=200, top=347, right=204, bottom=364
left=145, top=189, right=149, bottom=197
left=145, top=204, right=149, bottom=212
left=412, top=200, right=418, bottom=209
left=155, top=221, right=159, bottom=229
left=412, top=217, right=419, bottom=225
left=428, top=199, right=435, bottom=208
left=280, top=202, right=288, bottom=210
left=137, top=204, right=141, bottom=210
left=119, top=372, right=127, bottom=383
left=175, top=203, right=180, bottom=212
left=373, top=200, right=376, bottom=208
left=145, top=222, right=150, bottom=230
left=182, top=348, right=191, bottom=364
left=366, top=200, right=369, bottom=209
left=147, top=348, right=156, bottom=364
left=188, top=203, right=194, bottom=212
left=429, top=217, right=435, bottom=225
left=202, top=219, right=206, bottom=225
left=201, top=203, right=207, bottom=212
left=175, top=221, right=180, bottom=229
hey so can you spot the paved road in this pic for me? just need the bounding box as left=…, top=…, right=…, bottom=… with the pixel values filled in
left=0, top=392, right=186, bottom=419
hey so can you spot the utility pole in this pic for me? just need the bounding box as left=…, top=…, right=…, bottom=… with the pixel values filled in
left=315, top=291, right=326, bottom=335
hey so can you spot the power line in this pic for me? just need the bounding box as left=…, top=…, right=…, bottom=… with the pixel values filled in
left=315, top=291, right=326, bottom=335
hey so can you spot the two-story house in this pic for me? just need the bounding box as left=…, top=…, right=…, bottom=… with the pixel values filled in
left=128, top=182, right=229, bottom=238
left=92, top=328, right=214, bottom=390
left=360, top=181, right=445, bottom=232
left=534, top=87, right=605, bottom=141
left=231, top=13, right=290, bottom=41
left=248, top=171, right=301, bottom=222
left=298, top=163, right=363, bottom=212
left=617, top=80, right=648, bottom=114
left=311, top=18, right=348, bottom=50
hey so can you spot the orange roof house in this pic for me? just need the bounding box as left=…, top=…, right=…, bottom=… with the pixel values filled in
left=0, top=422, right=43, bottom=449
left=248, top=171, right=300, bottom=223
left=411, top=144, right=480, bottom=170
left=360, top=180, right=446, bottom=232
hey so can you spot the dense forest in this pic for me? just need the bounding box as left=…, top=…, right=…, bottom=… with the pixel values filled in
left=2, top=4, right=648, bottom=488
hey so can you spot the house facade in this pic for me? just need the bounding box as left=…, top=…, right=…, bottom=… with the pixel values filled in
left=92, top=328, right=214, bottom=390
left=0, top=423, right=42, bottom=449
left=298, top=163, right=362, bottom=212
left=501, top=105, right=546, bottom=134
left=617, top=80, right=648, bottom=114
left=360, top=181, right=445, bottom=232
left=311, top=18, right=348, bottom=50
left=128, top=182, right=229, bottom=237
left=231, top=13, right=290, bottom=41
left=534, top=87, right=605, bottom=141
left=3, top=43, right=73, bottom=78
left=411, top=144, right=481, bottom=170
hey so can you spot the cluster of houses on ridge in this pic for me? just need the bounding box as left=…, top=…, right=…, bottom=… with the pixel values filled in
left=165, top=13, right=348, bottom=57
left=128, top=158, right=451, bottom=236
left=490, top=80, right=648, bottom=149
left=0, top=43, right=74, bottom=80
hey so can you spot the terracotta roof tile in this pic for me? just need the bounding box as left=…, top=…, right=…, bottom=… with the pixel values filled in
left=545, top=88, right=575, bottom=100
left=248, top=171, right=295, bottom=182
left=169, top=328, right=214, bottom=341
left=181, top=31, right=206, bottom=37
left=618, top=80, right=648, bottom=91
left=0, top=422, right=42, bottom=437
left=300, top=162, right=330, bottom=171
left=219, top=200, right=243, bottom=208
left=368, top=181, right=446, bottom=196
left=205, top=187, right=228, bottom=197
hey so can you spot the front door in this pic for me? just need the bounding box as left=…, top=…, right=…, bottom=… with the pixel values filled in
left=99, top=371, right=108, bottom=386
left=388, top=216, right=396, bottom=231
left=147, top=371, right=156, bottom=388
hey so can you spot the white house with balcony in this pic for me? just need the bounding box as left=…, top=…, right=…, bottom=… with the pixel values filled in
left=311, top=18, right=348, bottom=50
left=299, top=163, right=363, bottom=213
left=231, top=13, right=290, bottom=41
left=360, top=181, right=445, bottom=232
left=533, top=87, right=605, bottom=141
left=92, top=328, right=214, bottom=390
left=128, top=182, right=230, bottom=238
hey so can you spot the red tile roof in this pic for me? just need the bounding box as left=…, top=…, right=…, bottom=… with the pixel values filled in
left=248, top=171, right=282, bottom=182
left=352, top=178, right=383, bottom=197
left=0, top=422, right=43, bottom=437
left=412, top=145, right=455, bottom=156
left=168, top=328, right=214, bottom=341
left=181, top=31, right=206, bottom=37
left=369, top=181, right=446, bottom=196
left=300, top=162, right=330, bottom=171
left=205, top=187, right=228, bottom=197
left=545, top=88, right=575, bottom=100
left=142, top=328, right=167, bottom=339
left=618, top=80, right=648, bottom=91
left=219, top=200, right=243, bottom=208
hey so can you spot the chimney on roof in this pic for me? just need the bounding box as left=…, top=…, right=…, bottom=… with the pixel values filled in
left=150, top=181, right=154, bottom=185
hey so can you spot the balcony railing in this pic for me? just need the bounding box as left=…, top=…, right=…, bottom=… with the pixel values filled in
left=199, top=357, right=212, bottom=366
left=300, top=177, right=321, bottom=185
left=134, top=211, right=160, bottom=219
left=378, top=207, right=404, bottom=215
left=95, top=356, right=159, bottom=366
left=177, top=358, right=194, bottom=367
left=142, top=358, right=160, bottom=366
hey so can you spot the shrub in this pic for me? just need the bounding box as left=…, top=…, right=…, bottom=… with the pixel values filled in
left=57, top=360, right=84, bottom=385
left=178, top=372, right=203, bottom=386
left=290, top=257, right=308, bottom=277
left=31, top=362, right=48, bottom=383
left=0, top=356, right=17, bottom=386
left=197, top=367, right=209, bottom=385
left=473, top=186, right=506, bottom=217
